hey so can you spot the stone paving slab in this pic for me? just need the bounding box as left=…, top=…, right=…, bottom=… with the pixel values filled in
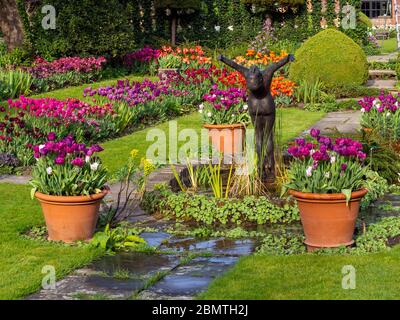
left=367, top=52, right=397, bottom=63
left=159, top=237, right=256, bottom=256
left=27, top=252, right=182, bottom=300
left=0, top=175, right=30, bottom=184
left=366, top=79, right=397, bottom=89
left=137, top=256, right=239, bottom=300
left=302, top=111, right=361, bottom=135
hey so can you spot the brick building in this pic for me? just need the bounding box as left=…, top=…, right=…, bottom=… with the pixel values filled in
left=361, top=0, right=398, bottom=27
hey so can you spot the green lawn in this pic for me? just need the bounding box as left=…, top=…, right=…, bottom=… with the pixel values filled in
left=0, top=183, right=102, bottom=300
left=200, top=248, right=400, bottom=300
left=380, top=37, right=398, bottom=54
left=101, top=109, right=325, bottom=174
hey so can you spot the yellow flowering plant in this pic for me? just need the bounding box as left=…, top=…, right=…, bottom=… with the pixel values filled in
left=100, top=149, right=156, bottom=227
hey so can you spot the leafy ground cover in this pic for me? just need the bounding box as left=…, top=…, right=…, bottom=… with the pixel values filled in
left=0, top=183, right=102, bottom=299
left=200, top=246, right=400, bottom=300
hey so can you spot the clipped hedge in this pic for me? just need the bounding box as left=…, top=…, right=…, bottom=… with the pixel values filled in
left=20, top=0, right=135, bottom=58
left=289, top=29, right=368, bottom=89
left=358, top=12, right=373, bottom=28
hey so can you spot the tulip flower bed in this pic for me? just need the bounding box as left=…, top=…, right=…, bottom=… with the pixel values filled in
left=234, top=49, right=289, bottom=68
left=1, top=97, right=115, bottom=166
left=26, top=56, right=107, bottom=93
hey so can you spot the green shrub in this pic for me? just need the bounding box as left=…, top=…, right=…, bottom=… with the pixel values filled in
left=0, top=47, right=32, bottom=69
left=289, top=29, right=368, bottom=90
left=358, top=12, right=372, bottom=28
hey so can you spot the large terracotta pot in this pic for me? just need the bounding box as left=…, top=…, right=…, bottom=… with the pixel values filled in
left=204, top=123, right=246, bottom=156
left=35, top=190, right=108, bottom=243
left=289, top=189, right=368, bottom=251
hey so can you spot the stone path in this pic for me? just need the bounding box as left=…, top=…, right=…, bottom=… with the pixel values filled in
left=367, top=52, right=397, bottom=63
left=302, top=110, right=361, bottom=135
left=27, top=232, right=255, bottom=300
left=366, top=79, right=397, bottom=90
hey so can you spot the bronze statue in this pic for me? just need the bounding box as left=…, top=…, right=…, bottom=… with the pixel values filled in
left=218, top=53, right=294, bottom=181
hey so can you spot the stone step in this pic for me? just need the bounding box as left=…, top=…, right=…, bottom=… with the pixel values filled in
left=368, top=69, right=397, bottom=80
left=366, top=79, right=397, bottom=90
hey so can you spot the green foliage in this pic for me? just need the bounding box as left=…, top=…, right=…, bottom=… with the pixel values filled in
left=154, top=0, right=201, bottom=9
left=100, top=151, right=152, bottom=228
left=358, top=12, right=372, bottom=28
left=158, top=54, right=182, bottom=69
left=328, top=85, right=382, bottom=99
left=284, top=157, right=368, bottom=198
left=289, top=29, right=368, bottom=89
left=254, top=217, right=400, bottom=256
left=23, top=0, right=135, bottom=58
left=364, top=144, right=400, bottom=184
left=30, top=153, right=108, bottom=197
left=241, top=0, right=304, bottom=6
left=303, top=99, right=359, bottom=113
left=294, top=79, right=324, bottom=105
left=0, top=47, right=32, bottom=68
left=31, top=71, right=102, bottom=94
left=0, top=70, right=32, bottom=100
left=396, top=52, right=400, bottom=80
left=141, top=189, right=300, bottom=226
left=90, top=224, right=146, bottom=253
left=256, top=233, right=306, bottom=255
left=354, top=217, right=400, bottom=254
left=361, top=170, right=389, bottom=209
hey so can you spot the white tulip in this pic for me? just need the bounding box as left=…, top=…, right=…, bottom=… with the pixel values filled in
left=207, top=112, right=212, bottom=117
left=46, top=167, right=53, bottom=175
left=243, top=104, right=248, bottom=110
left=90, top=162, right=99, bottom=171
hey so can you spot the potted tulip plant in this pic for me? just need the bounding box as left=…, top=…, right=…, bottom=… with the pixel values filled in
left=30, top=134, right=108, bottom=243
left=201, top=85, right=249, bottom=156
left=283, top=129, right=368, bottom=251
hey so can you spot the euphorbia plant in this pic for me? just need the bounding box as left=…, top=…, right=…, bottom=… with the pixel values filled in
left=283, top=129, right=368, bottom=201
left=201, top=85, right=249, bottom=125
left=30, top=134, right=108, bottom=197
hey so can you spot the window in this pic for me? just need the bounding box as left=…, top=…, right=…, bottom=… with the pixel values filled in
left=362, top=0, right=392, bottom=18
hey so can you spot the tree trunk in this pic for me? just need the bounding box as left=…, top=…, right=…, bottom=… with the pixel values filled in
left=171, top=11, right=177, bottom=46
left=0, top=0, right=25, bottom=51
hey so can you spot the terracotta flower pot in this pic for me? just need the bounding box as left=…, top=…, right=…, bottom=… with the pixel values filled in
left=289, top=189, right=368, bottom=251
left=35, top=190, right=108, bottom=243
left=203, top=123, right=246, bottom=156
